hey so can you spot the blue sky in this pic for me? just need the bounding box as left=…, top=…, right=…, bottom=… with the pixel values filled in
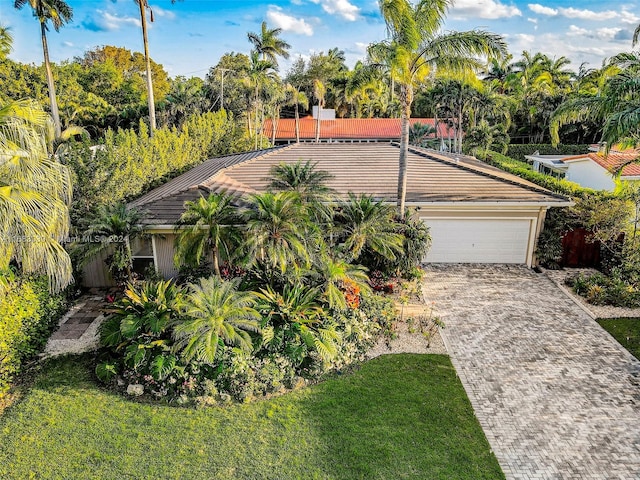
left=3, top=0, right=640, bottom=78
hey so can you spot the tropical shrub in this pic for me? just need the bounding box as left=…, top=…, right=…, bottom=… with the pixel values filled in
left=569, top=271, right=640, bottom=308
left=0, top=276, right=70, bottom=397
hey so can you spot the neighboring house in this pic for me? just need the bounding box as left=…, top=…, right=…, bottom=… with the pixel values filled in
left=262, top=117, right=454, bottom=145
left=525, top=149, right=640, bottom=191
left=83, top=142, right=571, bottom=287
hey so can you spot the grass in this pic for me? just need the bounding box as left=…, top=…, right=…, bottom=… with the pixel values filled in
left=0, top=354, right=503, bottom=480
left=598, top=318, right=640, bottom=360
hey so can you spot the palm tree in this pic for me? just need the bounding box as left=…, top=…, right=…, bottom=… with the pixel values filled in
left=334, top=193, right=404, bottom=262
left=0, top=99, right=72, bottom=292
left=285, top=83, right=309, bottom=143
left=173, top=277, right=260, bottom=363
left=464, top=119, right=509, bottom=159
left=245, top=51, right=277, bottom=148
left=0, top=25, right=12, bottom=61
left=243, top=191, right=311, bottom=275
left=376, top=0, right=507, bottom=218
left=550, top=61, right=640, bottom=153
left=174, top=193, right=241, bottom=277
left=313, top=79, right=326, bottom=143
left=268, top=160, right=334, bottom=203
left=247, top=21, right=291, bottom=68
left=409, top=122, right=437, bottom=148
left=80, top=203, right=144, bottom=284
left=14, top=0, right=73, bottom=139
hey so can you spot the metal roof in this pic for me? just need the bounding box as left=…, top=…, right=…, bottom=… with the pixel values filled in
left=130, top=142, right=571, bottom=226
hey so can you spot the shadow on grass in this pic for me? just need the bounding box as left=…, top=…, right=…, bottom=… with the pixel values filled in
left=0, top=354, right=503, bottom=480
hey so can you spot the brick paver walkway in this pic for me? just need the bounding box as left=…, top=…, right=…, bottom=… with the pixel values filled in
left=423, top=265, right=640, bottom=480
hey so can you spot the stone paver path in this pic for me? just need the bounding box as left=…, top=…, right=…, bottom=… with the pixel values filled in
left=424, top=265, right=640, bottom=480
left=44, top=294, right=108, bottom=357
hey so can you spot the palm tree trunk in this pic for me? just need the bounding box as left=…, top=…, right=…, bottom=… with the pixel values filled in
left=271, top=113, right=277, bottom=145
left=40, top=22, right=61, bottom=139
left=315, top=102, right=321, bottom=143
left=397, top=84, right=412, bottom=219
left=295, top=103, right=300, bottom=143
left=138, top=0, right=156, bottom=134
left=212, top=245, right=221, bottom=277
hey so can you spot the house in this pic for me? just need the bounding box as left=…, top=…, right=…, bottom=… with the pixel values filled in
left=82, top=142, right=571, bottom=287
left=525, top=149, right=640, bottom=191
left=262, top=117, right=454, bottom=145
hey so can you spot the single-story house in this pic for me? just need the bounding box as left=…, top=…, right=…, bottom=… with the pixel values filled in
left=262, top=117, right=454, bottom=145
left=525, top=149, right=640, bottom=191
left=82, top=142, right=571, bottom=287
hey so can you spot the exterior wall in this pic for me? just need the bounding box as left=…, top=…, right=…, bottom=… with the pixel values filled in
left=80, top=248, right=116, bottom=288
left=565, top=161, right=616, bottom=191
left=153, top=233, right=179, bottom=279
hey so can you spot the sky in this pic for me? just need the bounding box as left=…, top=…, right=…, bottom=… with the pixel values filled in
left=3, top=0, right=640, bottom=79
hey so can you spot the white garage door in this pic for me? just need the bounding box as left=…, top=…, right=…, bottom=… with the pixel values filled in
left=423, top=218, right=531, bottom=264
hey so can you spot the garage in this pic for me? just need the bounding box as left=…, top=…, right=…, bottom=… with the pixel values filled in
left=423, top=218, right=534, bottom=264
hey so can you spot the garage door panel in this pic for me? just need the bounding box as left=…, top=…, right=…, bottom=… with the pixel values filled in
left=423, top=219, right=531, bottom=264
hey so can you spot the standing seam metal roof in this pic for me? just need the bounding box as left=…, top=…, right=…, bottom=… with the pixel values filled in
left=130, top=142, right=570, bottom=225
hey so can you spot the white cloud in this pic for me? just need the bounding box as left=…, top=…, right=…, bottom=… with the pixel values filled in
left=513, top=33, right=535, bottom=44
left=567, top=25, right=625, bottom=42
left=450, top=0, right=521, bottom=19
left=354, top=42, right=369, bottom=53
left=558, top=7, right=617, bottom=21
left=310, top=0, right=360, bottom=21
left=528, top=4, right=557, bottom=16
left=620, top=9, right=640, bottom=25
left=149, top=5, right=176, bottom=21
left=86, top=11, right=141, bottom=31
left=62, top=41, right=74, bottom=47
left=266, top=7, right=314, bottom=36
left=528, top=3, right=621, bottom=21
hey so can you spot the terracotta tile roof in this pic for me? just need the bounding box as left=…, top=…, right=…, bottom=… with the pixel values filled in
left=131, top=143, right=570, bottom=226
left=262, top=118, right=453, bottom=140
left=561, top=151, right=640, bottom=177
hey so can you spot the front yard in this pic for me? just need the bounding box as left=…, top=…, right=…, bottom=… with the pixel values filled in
left=0, top=353, right=503, bottom=479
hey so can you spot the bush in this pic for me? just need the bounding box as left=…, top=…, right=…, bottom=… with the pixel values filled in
left=506, top=144, right=590, bottom=162
left=569, top=271, right=640, bottom=307
left=0, top=277, right=70, bottom=397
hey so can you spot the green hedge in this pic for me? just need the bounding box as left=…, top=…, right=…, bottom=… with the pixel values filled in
left=506, top=144, right=591, bottom=162
left=485, top=151, right=600, bottom=198
left=66, top=111, right=253, bottom=224
left=0, top=278, right=70, bottom=397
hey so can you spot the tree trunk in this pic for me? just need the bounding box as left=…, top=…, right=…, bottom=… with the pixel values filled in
left=315, top=101, right=321, bottom=143
left=40, top=22, right=61, bottom=139
left=212, top=245, right=220, bottom=277
left=271, top=112, right=277, bottom=145
left=139, top=0, right=156, bottom=134
left=397, top=84, right=412, bottom=219
left=458, top=109, right=463, bottom=154
left=295, top=103, right=300, bottom=143
left=254, top=85, right=260, bottom=150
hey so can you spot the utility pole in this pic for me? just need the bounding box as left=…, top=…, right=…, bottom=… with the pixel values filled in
left=219, top=68, right=232, bottom=111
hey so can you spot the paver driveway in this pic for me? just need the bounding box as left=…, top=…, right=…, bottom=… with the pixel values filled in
left=423, top=265, right=640, bottom=480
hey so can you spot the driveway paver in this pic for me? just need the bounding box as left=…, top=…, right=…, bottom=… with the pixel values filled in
left=423, top=265, right=640, bottom=480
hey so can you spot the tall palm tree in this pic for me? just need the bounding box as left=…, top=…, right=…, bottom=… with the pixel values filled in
left=0, top=99, right=72, bottom=292
left=313, top=79, right=326, bottom=143
left=245, top=51, right=277, bottom=148
left=174, top=193, right=241, bottom=277
left=247, top=21, right=291, bottom=68
left=14, top=0, right=72, bottom=139
left=173, top=277, right=260, bottom=363
left=376, top=0, right=506, bottom=218
left=285, top=84, right=309, bottom=143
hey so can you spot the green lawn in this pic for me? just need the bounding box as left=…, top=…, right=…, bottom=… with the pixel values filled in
left=0, top=354, right=503, bottom=480
left=598, top=318, right=640, bottom=359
